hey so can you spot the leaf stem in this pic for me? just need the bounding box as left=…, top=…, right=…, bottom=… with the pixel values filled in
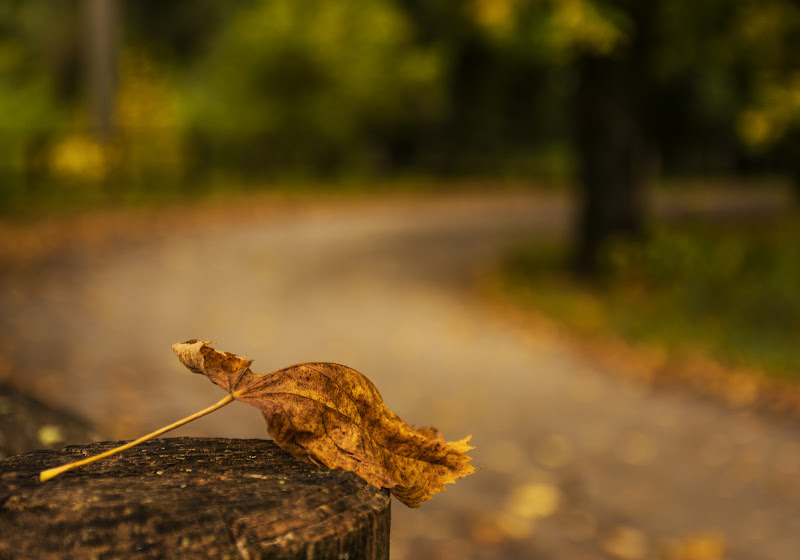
left=39, top=394, right=236, bottom=482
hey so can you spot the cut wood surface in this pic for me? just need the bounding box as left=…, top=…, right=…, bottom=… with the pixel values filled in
left=0, top=437, right=391, bottom=559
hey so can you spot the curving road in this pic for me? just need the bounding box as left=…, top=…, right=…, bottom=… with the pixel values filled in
left=1, top=189, right=798, bottom=559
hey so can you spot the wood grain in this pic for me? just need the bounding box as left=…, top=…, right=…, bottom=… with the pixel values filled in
left=0, top=437, right=391, bottom=559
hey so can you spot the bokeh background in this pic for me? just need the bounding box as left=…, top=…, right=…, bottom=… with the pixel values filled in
left=2, top=1, right=800, bottom=559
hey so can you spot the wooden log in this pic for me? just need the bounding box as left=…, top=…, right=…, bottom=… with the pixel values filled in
left=0, top=437, right=391, bottom=559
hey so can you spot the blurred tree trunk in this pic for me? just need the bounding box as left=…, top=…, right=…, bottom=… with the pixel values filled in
left=572, top=2, right=655, bottom=277
left=790, top=135, right=800, bottom=203
left=573, top=55, right=646, bottom=276
left=86, top=0, right=118, bottom=142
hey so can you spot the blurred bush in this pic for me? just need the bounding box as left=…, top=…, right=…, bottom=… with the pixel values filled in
left=503, top=218, right=800, bottom=377
left=180, top=0, right=446, bottom=179
left=0, top=2, right=73, bottom=207
left=599, top=224, right=800, bottom=372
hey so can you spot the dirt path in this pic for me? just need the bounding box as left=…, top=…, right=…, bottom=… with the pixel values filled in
left=1, top=189, right=798, bottom=559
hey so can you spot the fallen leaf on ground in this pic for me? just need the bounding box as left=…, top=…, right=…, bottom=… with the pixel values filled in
left=172, top=339, right=475, bottom=507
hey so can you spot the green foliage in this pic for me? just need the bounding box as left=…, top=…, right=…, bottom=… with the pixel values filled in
left=0, top=2, right=73, bottom=205
left=1, top=0, right=799, bottom=208
left=502, top=217, right=800, bottom=378
left=654, top=0, right=800, bottom=155
left=182, top=0, right=446, bottom=176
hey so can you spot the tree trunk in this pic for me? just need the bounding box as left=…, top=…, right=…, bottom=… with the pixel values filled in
left=86, top=0, right=118, bottom=142
left=572, top=2, right=655, bottom=277
left=1, top=438, right=391, bottom=559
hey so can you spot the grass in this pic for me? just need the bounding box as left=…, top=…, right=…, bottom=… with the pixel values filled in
left=499, top=217, right=800, bottom=380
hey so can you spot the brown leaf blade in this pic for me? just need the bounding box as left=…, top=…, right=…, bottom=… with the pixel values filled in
left=172, top=340, right=475, bottom=507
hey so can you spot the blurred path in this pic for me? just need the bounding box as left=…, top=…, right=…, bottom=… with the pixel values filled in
left=1, top=189, right=798, bottom=559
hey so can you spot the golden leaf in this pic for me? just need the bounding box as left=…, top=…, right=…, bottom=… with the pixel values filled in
left=172, top=340, right=475, bottom=507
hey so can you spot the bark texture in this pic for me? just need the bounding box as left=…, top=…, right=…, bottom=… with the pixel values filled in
left=0, top=437, right=391, bottom=559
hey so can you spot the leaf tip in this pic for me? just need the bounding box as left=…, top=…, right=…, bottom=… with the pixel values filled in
left=449, top=434, right=475, bottom=454
left=172, top=340, right=213, bottom=374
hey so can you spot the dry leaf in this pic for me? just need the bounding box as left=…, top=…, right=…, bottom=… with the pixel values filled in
left=172, top=340, right=475, bottom=507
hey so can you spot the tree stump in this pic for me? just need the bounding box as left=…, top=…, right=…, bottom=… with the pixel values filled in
left=0, top=437, right=391, bottom=559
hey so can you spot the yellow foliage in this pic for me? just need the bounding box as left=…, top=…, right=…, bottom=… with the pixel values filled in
left=549, top=0, right=626, bottom=56
left=738, top=74, right=800, bottom=148
left=115, top=49, right=185, bottom=180
left=470, top=0, right=515, bottom=30
left=117, top=50, right=181, bottom=131
left=49, top=135, right=109, bottom=181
